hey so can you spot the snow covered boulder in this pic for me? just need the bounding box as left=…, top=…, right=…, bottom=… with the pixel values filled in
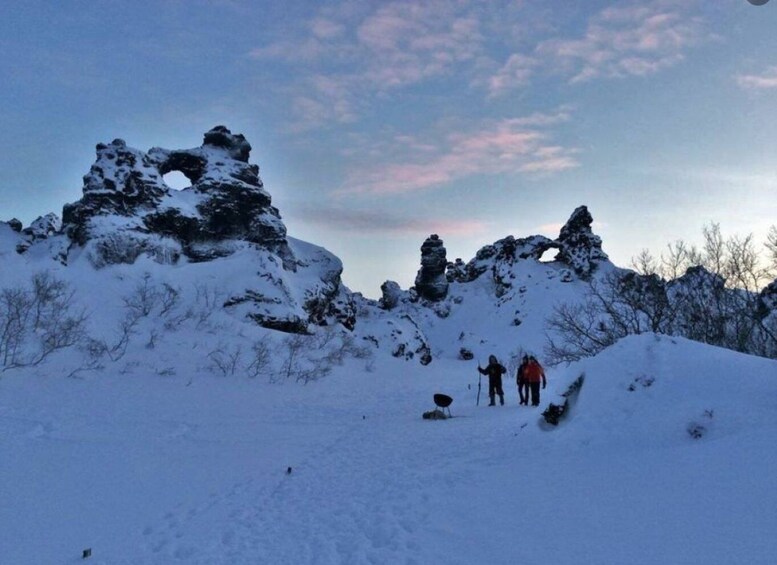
left=380, top=280, right=404, bottom=310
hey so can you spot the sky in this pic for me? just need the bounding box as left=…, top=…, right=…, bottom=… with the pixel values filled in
left=1, top=0, right=776, bottom=297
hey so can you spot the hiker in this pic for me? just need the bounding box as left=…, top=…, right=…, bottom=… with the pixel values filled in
left=524, top=356, right=547, bottom=406
left=516, top=354, right=530, bottom=405
left=478, top=355, right=506, bottom=406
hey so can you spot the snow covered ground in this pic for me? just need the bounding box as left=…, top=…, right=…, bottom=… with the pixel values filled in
left=2, top=333, right=776, bottom=564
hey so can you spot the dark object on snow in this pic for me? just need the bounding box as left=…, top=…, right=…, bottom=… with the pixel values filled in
left=542, top=374, right=585, bottom=426
left=434, top=393, right=453, bottom=409
left=687, top=423, right=705, bottom=439
left=286, top=466, right=292, bottom=475
left=423, top=393, right=453, bottom=420
left=82, top=548, right=92, bottom=559
left=434, top=393, right=453, bottom=417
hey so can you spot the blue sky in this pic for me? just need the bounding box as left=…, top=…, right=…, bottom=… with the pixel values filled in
left=1, top=0, right=776, bottom=296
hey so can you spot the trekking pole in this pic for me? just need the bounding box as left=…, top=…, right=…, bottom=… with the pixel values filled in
left=476, top=365, right=482, bottom=406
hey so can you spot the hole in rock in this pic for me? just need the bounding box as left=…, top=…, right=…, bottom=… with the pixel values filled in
left=163, top=171, right=191, bottom=191
left=539, top=248, right=557, bottom=263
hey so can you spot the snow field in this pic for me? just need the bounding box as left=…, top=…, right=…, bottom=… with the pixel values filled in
left=1, top=333, right=776, bottom=564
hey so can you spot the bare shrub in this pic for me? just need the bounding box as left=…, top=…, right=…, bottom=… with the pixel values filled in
left=246, top=336, right=272, bottom=379
left=193, top=283, right=223, bottom=330
left=0, top=272, right=88, bottom=371
left=122, top=273, right=158, bottom=318
left=766, top=226, right=777, bottom=275
left=207, top=343, right=243, bottom=377
left=547, top=224, right=777, bottom=364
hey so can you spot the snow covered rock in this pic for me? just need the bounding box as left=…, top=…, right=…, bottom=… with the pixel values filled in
left=554, top=205, right=608, bottom=277
left=414, top=234, right=448, bottom=301
left=448, top=235, right=557, bottom=285
left=379, top=280, right=404, bottom=310
left=62, top=126, right=291, bottom=267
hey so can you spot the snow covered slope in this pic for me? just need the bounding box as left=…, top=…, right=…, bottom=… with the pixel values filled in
left=0, top=334, right=775, bottom=564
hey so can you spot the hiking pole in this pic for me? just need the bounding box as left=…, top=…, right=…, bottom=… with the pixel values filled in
left=476, top=365, right=482, bottom=406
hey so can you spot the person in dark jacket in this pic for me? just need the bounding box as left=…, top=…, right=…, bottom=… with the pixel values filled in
left=478, top=355, right=506, bottom=406
left=524, top=356, right=547, bottom=406
left=516, top=354, right=530, bottom=405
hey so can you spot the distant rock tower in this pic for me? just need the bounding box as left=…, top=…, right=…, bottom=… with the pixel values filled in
left=414, top=234, right=449, bottom=301
left=555, top=205, right=609, bottom=278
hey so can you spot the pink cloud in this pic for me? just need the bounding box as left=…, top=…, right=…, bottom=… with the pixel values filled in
left=736, top=67, right=777, bottom=90
left=339, top=117, right=579, bottom=196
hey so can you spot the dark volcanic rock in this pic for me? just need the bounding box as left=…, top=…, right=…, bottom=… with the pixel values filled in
left=414, top=234, right=449, bottom=301
left=380, top=280, right=403, bottom=310
left=449, top=235, right=557, bottom=286
left=756, top=278, right=777, bottom=319
left=62, top=126, right=291, bottom=267
left=555, top=205, right=608, bottom=277
left=16, top=213, right=65, bottom=257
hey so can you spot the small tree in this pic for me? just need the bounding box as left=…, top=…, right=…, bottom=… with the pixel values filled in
left=0, top=272, right=88, bottom=371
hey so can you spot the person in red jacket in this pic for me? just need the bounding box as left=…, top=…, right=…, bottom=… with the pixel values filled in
left=478, top=355, right=506, bottom=406
left=524, top=356, right=546, bottom=406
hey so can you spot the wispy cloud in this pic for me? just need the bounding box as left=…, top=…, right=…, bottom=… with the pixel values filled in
left=537, top=2, right=708, bottom=84
left=736, top=66, right=777, bottom=90
left=250, top=1, right=711, bottom=125
left=248, top=1, right=486, bottom=130
left=486, top=0, right=709, bottom=95
left=487, top=54, right=538, bottom=97
left=339, top=112, right=579, bottom=196
left=291, top=205, right=488, bottom=236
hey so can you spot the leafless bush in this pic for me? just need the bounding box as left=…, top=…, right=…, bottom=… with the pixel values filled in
left=159, top=283, right=181, bottom=316
left=122, top=273, right=158, bottom=318
left=547, top=224, right=777, bottom=364
left=766, top=226, right=777, bottom=276
left=631, top=249, right=659, bottom=277
left=315, top=328, right=372, bottom=366
left=0, top=271, right=88, bottom=371
left=246, top=336, right=272, bottom=378
left=207, top=343, right=243, bottom=377
left=193, top=283, right=223, bottom=330
left=274, top=333, right=332, bottom=384
left=545, top=300, right=622, bottom=365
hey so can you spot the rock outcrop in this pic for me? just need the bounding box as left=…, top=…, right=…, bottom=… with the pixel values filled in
left=380, top=280, right=403, bottom=310
left=756, top=278, right=777, bottom=319
left=554, top=205, right=608, bottom=277
left=53, top=127, right=351, bottom=334
left=414, top=234, right=449, bottom=301
left=448, top=234, right=557, bottom=285
left=62, top=126, right=291, bottom=267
